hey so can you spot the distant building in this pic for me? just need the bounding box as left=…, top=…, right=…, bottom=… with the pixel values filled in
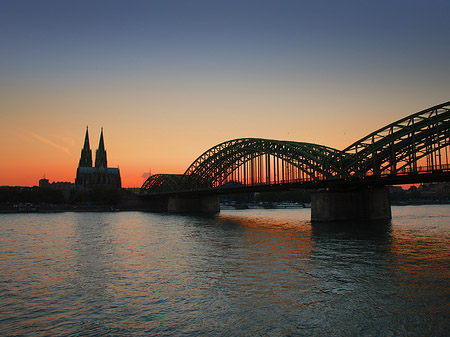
left=38, top=177, right=73, bottom=200
left=39, top=178, right=50, bottom=188
left=75, top=127, right=121, bottom=189
left=419, top=182, right=450, bottom=196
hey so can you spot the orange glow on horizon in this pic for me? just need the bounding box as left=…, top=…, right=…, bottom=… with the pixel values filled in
left=0, top=126, right=441, bottom=189
left=1, top=96, right=448, bottom=188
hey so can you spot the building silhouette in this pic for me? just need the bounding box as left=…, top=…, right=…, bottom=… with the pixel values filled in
left=75, top=127, right=121, bottom=189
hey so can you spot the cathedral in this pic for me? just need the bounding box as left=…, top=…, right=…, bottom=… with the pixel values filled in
left=75, top=127, right=121, bottom=189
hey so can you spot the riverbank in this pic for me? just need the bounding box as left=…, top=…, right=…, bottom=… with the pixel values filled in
left=2, top=199, right=450, bottom=214
left=0, top=201, right=151, bottom=213
left=0, top=205, right=150, bottom=213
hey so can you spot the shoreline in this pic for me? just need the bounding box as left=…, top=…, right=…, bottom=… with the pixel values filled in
left=1, top=200, right=449, bottom=214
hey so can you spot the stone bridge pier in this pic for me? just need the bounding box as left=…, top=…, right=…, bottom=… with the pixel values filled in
left=311, top=186, right=391, bottom=222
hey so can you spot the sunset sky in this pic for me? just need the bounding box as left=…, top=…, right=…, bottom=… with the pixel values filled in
left=1, top=0, right=449, bottom=187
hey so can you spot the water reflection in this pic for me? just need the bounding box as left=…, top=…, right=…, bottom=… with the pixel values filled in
left=1, top=208, right=449, bottom=336
left=68, top=213, right=123, bottom=335
left=178, top=211, right=318, bottom=335
left=311, top=219, right=392, bottom=239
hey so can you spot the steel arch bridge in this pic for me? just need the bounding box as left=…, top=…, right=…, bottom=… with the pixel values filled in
left=141, top=101, right=450, bottom=196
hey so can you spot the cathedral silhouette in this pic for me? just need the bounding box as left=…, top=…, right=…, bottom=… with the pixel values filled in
left=75, top=127, right=121, bottom=189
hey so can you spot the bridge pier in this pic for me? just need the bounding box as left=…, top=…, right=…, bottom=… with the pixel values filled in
left=168, top=195, right=220, bottom=213
left=311, top=186, right=391, bottom=222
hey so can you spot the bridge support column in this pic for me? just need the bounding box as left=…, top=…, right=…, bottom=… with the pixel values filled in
left=311, top=186, right=391, bottom=222
left=168, top=195, right=220, bottom=213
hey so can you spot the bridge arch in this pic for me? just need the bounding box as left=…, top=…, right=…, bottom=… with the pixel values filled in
left=181, top=138, right=348, bottom=189
left=140, top=174, right=184, bottom=194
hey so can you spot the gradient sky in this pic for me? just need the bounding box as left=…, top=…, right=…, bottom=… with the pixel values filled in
left=1, top=0, right=449, bottom=187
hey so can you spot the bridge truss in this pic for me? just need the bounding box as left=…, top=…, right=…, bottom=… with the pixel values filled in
left=341, top=101, right=450, bottom=177
left=141, top=101, right=450, bottom=195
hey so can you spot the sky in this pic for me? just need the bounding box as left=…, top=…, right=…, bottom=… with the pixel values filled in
left=1, top=0, right=449, bottom=187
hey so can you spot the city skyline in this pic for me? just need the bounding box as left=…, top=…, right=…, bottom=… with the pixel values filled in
left=1, top=0, right=450, bottom=187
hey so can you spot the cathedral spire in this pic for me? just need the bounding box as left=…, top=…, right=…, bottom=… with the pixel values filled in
left=78, top=126, right=92, bottom=167
left=83, top=126, right=90, bottom=150
left=95, top=127, right=108, bottom=168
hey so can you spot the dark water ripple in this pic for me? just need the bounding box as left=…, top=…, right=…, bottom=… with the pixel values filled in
left=1, top=206, right=450, bottom=336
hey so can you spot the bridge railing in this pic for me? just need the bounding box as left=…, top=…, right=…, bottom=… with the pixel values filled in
left=218, top=163, right=450, bottom=188
left=391, top=164, right=450, bottom=175
left=141, top=162, right=450, bottom=195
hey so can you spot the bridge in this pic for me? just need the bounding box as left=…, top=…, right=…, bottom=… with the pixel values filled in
left=140, top=101, right=450, bottom=221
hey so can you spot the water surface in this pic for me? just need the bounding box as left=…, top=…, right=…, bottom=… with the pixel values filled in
left=1, top=206, right=449, bottom=336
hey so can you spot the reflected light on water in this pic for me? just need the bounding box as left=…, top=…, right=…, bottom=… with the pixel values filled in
left=0, top=206, right=449, bottom=335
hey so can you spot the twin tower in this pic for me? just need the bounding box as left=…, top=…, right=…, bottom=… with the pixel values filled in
left=75, top=127, right=121, bottom=189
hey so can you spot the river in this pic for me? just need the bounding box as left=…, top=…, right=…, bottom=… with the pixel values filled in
left=1, top=205, right=449, bottom=336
